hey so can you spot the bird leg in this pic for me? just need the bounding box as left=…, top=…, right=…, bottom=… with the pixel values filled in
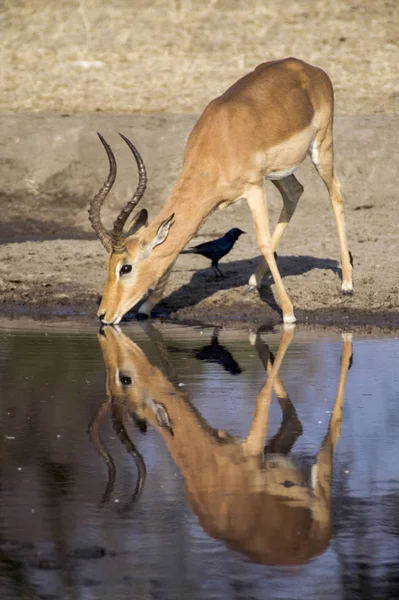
left=212, top=263, right=225, bottom=279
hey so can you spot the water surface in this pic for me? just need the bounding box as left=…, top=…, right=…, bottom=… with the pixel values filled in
left=0, top=323, right=398, bottom=599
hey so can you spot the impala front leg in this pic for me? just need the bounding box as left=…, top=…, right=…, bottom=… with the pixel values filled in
left=248, top=175, right=304, bottom=291
left=246, top=184, right=296, bottom=324
left=137, top=264, right=174, bottom=318
left=244, top=325, right=295, bottom=455
left=252, top=330, right=303, bottom=454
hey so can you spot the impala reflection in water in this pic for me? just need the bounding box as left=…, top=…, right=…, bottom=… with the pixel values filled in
left=94, top=324, right=352, bottom=566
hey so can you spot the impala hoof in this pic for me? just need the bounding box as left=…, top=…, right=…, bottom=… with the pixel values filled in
left=341, top=332, right=353, bottom=342
left=283, top=314, right=296, bottom=325
left=245, top=284, right=257, bottom=295
left=248, top=331, right=258, bottom=345
left=342, top=280, right=354, bottom=296
left=136, top=312, right=150, bottom=321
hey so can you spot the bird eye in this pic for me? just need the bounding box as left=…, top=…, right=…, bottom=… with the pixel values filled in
left=120, top=264, right=132, bottom=276
left=119, top=372, right=132, bottom=386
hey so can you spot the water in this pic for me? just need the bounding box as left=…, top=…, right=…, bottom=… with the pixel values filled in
left=0, top=322, right=398, bottom=600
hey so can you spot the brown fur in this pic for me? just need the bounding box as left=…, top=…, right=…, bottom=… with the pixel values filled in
left=96, top=324, right=353, bottom=565
left=95, top=58, right=353, bottom=324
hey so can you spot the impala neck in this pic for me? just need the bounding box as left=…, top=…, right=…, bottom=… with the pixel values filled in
left=147, top=169, right=222, bottom=262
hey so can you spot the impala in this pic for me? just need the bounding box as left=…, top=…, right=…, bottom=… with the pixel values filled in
left=89, top=57, right=353, bottom=324
left=95, top=323, right=353, bottom=565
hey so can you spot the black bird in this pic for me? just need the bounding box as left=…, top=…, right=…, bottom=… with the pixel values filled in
left=181, top=227, right=245, bottom=277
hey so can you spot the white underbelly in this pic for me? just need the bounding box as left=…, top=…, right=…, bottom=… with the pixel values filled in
left=265, top=164, right=301, bottom=180
left=259, top=121, right=316, bottom=181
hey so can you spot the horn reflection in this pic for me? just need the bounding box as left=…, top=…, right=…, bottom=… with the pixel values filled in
left=93, top=323, right=352, bottom=565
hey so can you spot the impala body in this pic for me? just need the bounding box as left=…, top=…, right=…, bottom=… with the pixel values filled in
left=94, top=324, right=352, bottom=565
left=89, top=58, right=353, bottom=324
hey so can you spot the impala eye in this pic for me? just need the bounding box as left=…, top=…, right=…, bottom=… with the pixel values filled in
left=120, top=264, right=132, bottom=276
left=119, top=372, right=132, bottom=386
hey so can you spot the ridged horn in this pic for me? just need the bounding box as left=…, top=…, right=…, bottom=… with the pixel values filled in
left=88, top=132, right=116, bottom=253
left=111, top=396, right=147, bottom=504
left=111, top=133, right=148, bottom=253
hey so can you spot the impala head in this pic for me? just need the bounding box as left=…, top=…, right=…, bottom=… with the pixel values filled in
left=98, top=325, right=175, bottom=435
left=89, top=133, right=174, bottom=325
left=98, top=325, right=143, bottom=403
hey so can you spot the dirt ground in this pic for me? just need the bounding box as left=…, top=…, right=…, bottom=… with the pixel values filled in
left=0, top=0, right=398, bottom=330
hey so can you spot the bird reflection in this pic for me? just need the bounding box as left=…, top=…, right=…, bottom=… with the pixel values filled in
left=94, top=323, right=352, bottom=566
left=168, top=327, right=242, bottom=375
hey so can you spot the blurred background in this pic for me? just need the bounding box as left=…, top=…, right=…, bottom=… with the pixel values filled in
left=1, top=0, right=398, bottom=114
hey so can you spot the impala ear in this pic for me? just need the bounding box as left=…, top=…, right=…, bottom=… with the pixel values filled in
left=149, top=213, right=175, bottom=250
left=126, top=208, right=148, bottom=237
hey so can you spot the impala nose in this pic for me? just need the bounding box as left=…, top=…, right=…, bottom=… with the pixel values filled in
left=98, top=312, right=106, bottom=322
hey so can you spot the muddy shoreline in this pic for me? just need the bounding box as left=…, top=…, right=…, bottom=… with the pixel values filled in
left=1, top=301, right=398, bottom=334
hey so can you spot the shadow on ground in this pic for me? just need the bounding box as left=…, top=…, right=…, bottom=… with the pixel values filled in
left=0, top=217, right=94, bottom=244
left=145, top=254, right=341, bottom=318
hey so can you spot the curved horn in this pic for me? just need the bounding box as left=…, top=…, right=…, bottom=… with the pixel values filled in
left=88, top=133, right=116, bottom=253
left=88, top=396, right=116, bottom=506
left=111, top=133, right=148, bottom=253
left=111, top=396, right=147, bottom=505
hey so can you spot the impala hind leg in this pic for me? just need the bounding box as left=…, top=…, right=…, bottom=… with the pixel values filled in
left=246, top=185, right=296, bottom=324
left=248, top=175, right=304, bottom=291
left=137, top=265, right=173, bottom=318
left=310, top=131, right=353, bottom=295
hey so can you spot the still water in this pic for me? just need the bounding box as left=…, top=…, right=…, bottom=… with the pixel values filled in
left=0, top=322, right=398, bottom=600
